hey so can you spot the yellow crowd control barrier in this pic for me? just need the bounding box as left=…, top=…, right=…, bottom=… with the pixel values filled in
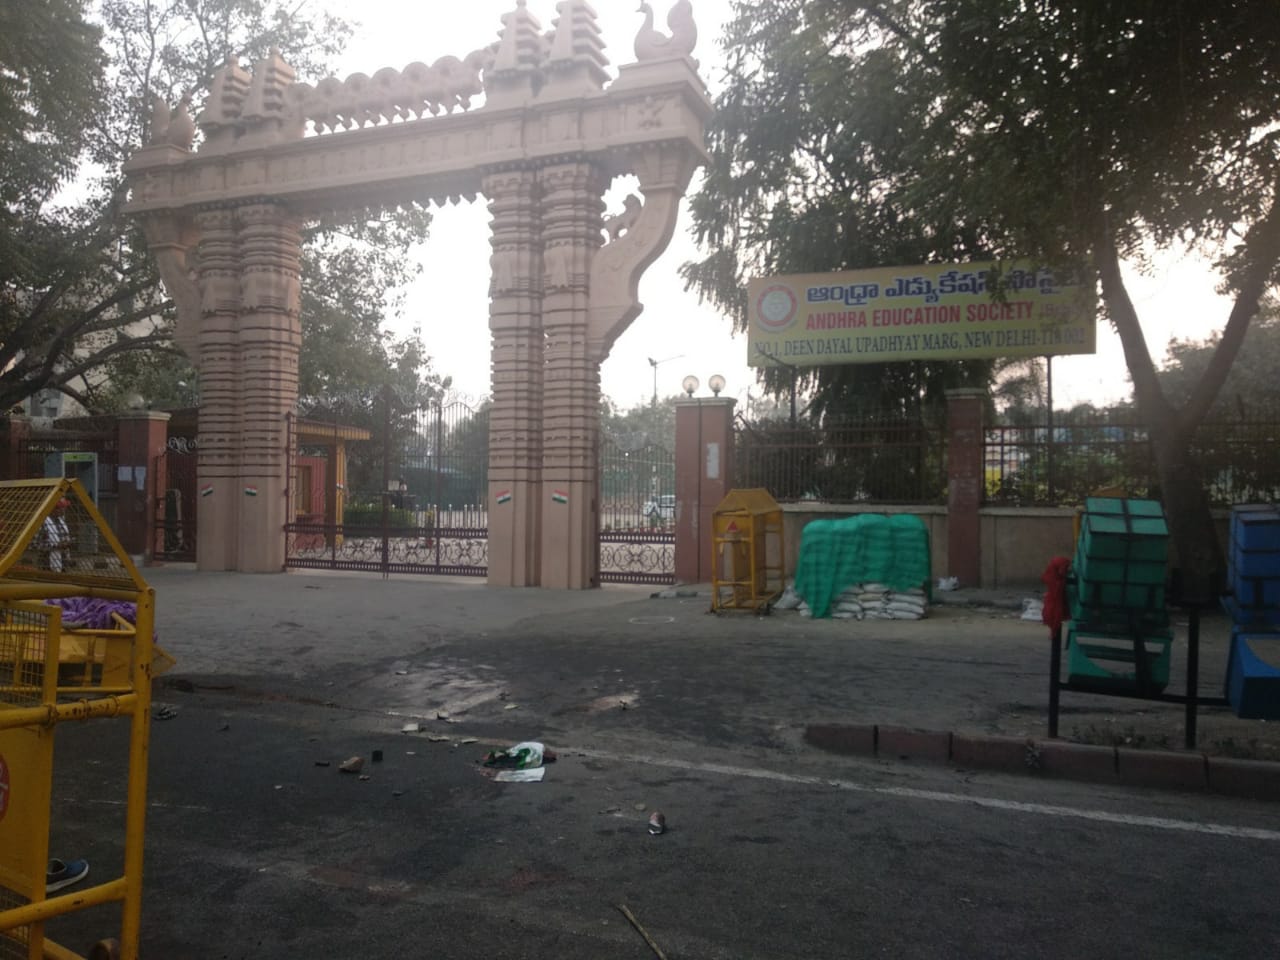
left=0, top=479, right=169, bottom=960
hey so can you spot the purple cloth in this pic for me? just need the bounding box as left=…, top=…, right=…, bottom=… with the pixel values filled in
left=45, top=597, right=139, bottom=630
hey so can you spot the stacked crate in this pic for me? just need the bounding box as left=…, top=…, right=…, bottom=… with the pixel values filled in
left=1224, top=504, right=1280, bottom=719
left=1067, top=498, right=1172, bottom=692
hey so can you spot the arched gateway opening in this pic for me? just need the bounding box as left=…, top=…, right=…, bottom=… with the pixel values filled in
left=123, top=1, right=709, bottom=587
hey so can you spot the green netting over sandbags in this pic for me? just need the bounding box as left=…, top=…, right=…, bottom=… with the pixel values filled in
left=793, top=514, right=931, bottom=618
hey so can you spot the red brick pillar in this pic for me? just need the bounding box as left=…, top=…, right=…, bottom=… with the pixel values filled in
left=946, top=388, right=985, bottom=587
left=0, top=414, right=32, bottom=480
left=116, top=411, right=171, bottom=561
left=674, top=397, right=736, bottom=584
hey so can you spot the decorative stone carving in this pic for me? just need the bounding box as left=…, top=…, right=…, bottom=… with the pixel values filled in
left=290, top=53, right=490, bottom=134
left=148, top=96, right=170, bottom=146
left=543, top=0, right=609, bottom=94
left=198, top=55, right=252, bottom=149
left=603, top=194, right=642, bottom=241
left=167, top=96, right=196, bottom=151
left=634, top=1, right=697, bottom=62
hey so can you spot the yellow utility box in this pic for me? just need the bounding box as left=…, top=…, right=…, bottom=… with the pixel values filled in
left=0, top=478, right=169, bottom=960
left=711, top=489, right=785, bottom=613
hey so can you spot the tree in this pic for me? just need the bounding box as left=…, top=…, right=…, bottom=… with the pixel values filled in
left=1, top=0, right=435, bottom=416
left=1157, top=300, right=1280, bottom=417
left=601, top=395, right=678, bottom=451
left=688, top=0, right=1280, bottom=596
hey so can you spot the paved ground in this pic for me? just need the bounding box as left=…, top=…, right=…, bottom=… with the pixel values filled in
left=34, top=569, right=1280, bottom=957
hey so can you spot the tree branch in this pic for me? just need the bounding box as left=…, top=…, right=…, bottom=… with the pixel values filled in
left=1179, top=178, right=1280, bottom=432
left=1095, top=226, right=1174, bottom=428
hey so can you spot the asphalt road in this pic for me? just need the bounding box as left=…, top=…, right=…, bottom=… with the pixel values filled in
left=36, top=570, right=1280, bottom=957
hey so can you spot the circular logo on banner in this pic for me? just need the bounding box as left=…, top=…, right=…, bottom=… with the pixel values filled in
left=0, top=754, right=9, bottom=822
left=755, top=284, right=798, bottom=331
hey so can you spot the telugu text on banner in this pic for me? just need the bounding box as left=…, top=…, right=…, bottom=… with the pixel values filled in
left=747, top=262, right=1096, bottom=367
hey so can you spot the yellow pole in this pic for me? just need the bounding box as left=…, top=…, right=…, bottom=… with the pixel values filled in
left=0, top=695, right=136, bottom=732
left=0, top=878, right=126, bottom=929
left=118, top=588, right=155, bottom=959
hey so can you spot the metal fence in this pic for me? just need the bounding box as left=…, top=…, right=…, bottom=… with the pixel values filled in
left=285, top=391, right=490, bottom=576
left=598, top=437, right=676, bottom=584
left=734, top=413, right=947, bottom=505
left=983, top=413, right=1280, bottom=506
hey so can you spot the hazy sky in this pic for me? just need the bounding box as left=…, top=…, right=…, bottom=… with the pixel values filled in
left=329, top=0, right=1238, bottom=412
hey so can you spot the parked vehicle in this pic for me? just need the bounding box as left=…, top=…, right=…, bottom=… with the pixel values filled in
left=643, top=494, right=676, bottom=522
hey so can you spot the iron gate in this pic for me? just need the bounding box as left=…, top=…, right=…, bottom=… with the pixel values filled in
left=598, top=437, right=675, bottom=585
left=154, top=437, right=197, bottom=561
left=284, top=390, right=489, bottom=576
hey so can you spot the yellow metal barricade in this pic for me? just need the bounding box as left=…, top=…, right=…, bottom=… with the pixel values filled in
left=711, top=488, right=785, bottom=613
left=0, top=479, right=166, bottom=960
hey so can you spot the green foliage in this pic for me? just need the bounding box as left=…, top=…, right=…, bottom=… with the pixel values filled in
left=341, top=504, right=415, bottom=529
left=693, top=0, right=1280, bottom=586
left=1158, top=302, right=1280, bottom=416
left=1, top=0, right=436, bottom=417
left=600, top=395, right=678, bottom=451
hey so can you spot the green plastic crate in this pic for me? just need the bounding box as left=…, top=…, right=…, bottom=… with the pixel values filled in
left=1084, top=497, right=1165, bottom=518
left=1068, top=587, right=1169, bottom=633
left=1066, top=624, right=1172, bottom=692
left=1078, top=513, right=1170, bottom=563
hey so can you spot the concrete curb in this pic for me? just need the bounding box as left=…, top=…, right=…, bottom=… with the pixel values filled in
left=803, top=723, right=1280, bottom=801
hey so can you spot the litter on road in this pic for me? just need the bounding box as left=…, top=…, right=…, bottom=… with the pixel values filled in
left=338, top=756, right=364, bottom=773
left=494, top=768, right=545, bottom=783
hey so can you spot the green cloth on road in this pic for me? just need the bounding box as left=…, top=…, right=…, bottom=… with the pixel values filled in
left=794, top=514, right=931, bottom=618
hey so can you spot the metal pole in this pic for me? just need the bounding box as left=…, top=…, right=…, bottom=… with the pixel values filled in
left=1046, top=355, right=1055, bottom=503
left=435, top=398, right=443, bottom=571
left=1185, top=606, right=1201, bottom=749
left=381, top=385, right=391, bottom=579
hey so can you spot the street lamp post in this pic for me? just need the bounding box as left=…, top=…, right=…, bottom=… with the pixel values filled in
left=648, top=354, right=685, bottom=409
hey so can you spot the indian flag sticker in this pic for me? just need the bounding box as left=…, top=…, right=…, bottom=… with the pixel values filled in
left=200, top=484, right=214, bottom=498
left=495, top=490, right=512, bottom=505
left=551, top=490, right=568, bottom=505
left=244, top=485, right=258, bottom=497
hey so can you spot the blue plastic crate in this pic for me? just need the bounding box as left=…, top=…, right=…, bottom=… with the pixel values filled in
left=1226, top=629, right=1280, bottom=720
left=1231, top=504, right=1280, bottom=553
left=1222, top=593, right=1280, bottom=628
left=1232, top=543, right=1280, bottom=579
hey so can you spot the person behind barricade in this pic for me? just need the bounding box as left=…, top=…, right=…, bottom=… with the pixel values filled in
left=41, top=497, right=72, bottom=572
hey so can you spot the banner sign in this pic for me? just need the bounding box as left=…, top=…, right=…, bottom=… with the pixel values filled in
left=747, top=262, right=1095, bottom=367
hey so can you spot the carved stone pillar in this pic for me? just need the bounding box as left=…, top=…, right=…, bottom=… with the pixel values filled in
left=193, top=208, right=242, bottom=570
left=484, top=169, right=544, bottom=586
left=236, top=202, right=303, bottom=572
left=538, top=161, right=607, bottom=589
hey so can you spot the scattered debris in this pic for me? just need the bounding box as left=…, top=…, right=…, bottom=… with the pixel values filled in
left=1020, top=598, right=1044, bottom=622
left=459, top=737, right=478, bottom=745
left=616, top=903, right=669, bottom=960
left=425, top=734, right=450, bottom=742
left=152, top=704, right=178, bottom=721
left=633, top=802, right=647, bottom=811
left=395, top=669, right=409, bottom=676
left=494, top=767, right=546, bottom=783
left=405, top=750, right=416, bottom=756
left=314, top=760, right=331, bottom=768
left=937, top=576, right=960, bottom=592
left=503, top=703, right=519, bottom=711
left=358, top=774, right=371, bottom=782
left=484, top=741, right=553, bottom=770
left=338, top=756, right=364, bottom=774
left=401, top=722, right=421, bottom=734
left=648, top=811, right=667, bottom=836
left=273, top=784, right=283, bottom=790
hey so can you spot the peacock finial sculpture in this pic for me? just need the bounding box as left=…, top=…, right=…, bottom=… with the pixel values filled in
left=634, top=1, right=697, bottom=62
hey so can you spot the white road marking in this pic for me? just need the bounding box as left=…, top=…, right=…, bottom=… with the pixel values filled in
left=569, top=747, right=1280, bottom=842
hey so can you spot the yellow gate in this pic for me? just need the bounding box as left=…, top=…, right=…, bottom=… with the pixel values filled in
left=0, top=479, right=168, bottom=960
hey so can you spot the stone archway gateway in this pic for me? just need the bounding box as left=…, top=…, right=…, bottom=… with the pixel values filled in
left=123, top=1, right=710, bottom=587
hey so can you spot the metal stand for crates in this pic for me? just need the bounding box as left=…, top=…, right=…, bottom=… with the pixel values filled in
left=1048, top=599, right=1228, bottom=750
left=0, top=479, right=168, bottom=960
